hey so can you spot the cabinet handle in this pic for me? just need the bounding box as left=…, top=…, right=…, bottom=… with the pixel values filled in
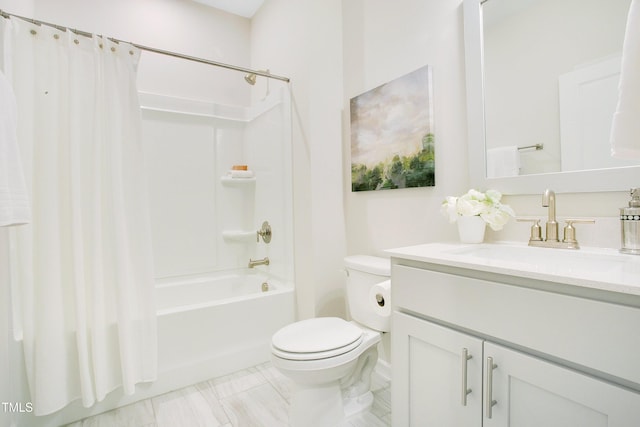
left=461, top=348, right=473, bottom=406
left=486, top=356, right=498, bottom=419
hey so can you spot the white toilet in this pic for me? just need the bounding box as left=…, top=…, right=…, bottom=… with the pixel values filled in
left=270, top=255, right=391, bottom=427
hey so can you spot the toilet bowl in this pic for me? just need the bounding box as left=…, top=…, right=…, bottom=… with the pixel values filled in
left=270, top=255, right=390, bottom=427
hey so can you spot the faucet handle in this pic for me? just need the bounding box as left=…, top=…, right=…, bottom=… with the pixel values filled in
left=562, top=218, right=595, bottom=247
left=516, top=217, right=543, bottom=242
left=257, top=221, right=272, bottom=244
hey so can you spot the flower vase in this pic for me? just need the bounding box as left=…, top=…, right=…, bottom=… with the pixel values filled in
left=457, top=215, right=486, bottom=244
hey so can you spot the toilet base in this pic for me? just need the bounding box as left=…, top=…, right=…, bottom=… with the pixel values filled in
left=271, top=321, right=382, bottom=427
left=286, top=346, right=379, bottom=427
left=289, top=382, right=345, bottom=427
left=343, top=390, right=374, bottom=418
left=288, top=382, right=375, bottom=427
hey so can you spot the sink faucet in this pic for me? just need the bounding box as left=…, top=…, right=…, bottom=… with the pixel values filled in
left=248, top=257, right=270, bottom=268
left=542, top=189, right=559, bottom=242
left=517, top=189, right=595, bottom=249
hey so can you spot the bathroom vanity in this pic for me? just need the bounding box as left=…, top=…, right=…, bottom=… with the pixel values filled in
left=388, top=243, right=640, bottom=426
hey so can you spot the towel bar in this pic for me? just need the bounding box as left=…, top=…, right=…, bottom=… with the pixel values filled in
left=518, top=143, right=544, bottom=151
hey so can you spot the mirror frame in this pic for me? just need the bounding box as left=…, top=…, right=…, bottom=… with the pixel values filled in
left=463, top=0, right=639, bottom=195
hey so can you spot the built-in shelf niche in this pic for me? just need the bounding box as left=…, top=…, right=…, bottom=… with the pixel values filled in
left=221, top=230, right=256, bottom=243
left=220, top=176, right=256, bottom=187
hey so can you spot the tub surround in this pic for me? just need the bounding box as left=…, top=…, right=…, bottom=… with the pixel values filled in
left=389, top=242, right=640, bottom=425
left=140, top=89, right=293, bottom=282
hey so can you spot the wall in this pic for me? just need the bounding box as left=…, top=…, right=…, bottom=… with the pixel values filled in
left=0, top=0, right=33, bottom=15
left=254, top=0, right=634, bottom=366
left=251, top=0, right=470, bottom=363
left=252, top=0, right=471, bottom=319
left=341, top=0, right=470, bottom=362
left=342, top=0, right=469, bottom=255
left=340, top=0, right=631, bottom=261
left=27, top=0, right=252, bottom=105
left=252, top=0, right=348, bottom=319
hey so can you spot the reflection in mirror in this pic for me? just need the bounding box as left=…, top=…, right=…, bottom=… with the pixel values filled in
left=464, top=0, right=640, bottom=194
left=483, top=0, right=637, bottom=177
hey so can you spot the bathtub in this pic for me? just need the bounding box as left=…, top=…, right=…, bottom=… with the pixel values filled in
left=11, top=270, right=295, bottom=427
left=154, top=270, right=295, bottom=392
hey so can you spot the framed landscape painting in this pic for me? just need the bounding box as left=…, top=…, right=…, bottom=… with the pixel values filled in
left=350, top=65, right=435, bottom=192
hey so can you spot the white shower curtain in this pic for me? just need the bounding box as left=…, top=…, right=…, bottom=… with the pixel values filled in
left=1, top=17, right=157, bottom=416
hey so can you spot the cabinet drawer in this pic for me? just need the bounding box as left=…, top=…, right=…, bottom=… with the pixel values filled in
left=392, top=264, right=640, bottom=388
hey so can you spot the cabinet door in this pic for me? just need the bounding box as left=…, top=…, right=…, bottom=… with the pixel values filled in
left=484, top=342, right=640, bottom=427
left=392, top=312, right=483, bottom=426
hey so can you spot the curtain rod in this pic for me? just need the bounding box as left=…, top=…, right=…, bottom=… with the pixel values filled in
left=0, top=9, right=290, bottom=83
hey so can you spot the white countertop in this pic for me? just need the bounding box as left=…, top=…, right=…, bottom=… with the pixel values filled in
left=386, top=241, right=640, bottom=297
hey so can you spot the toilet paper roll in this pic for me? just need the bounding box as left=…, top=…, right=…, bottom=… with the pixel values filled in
left=368, top=279, right=391, bottom=317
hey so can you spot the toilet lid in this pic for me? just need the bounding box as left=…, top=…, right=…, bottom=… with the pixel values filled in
left=272, top=317, right=363, bottom=360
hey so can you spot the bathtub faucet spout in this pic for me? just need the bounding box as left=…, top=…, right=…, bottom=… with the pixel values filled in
left=248, top=257, right=270, bottom=268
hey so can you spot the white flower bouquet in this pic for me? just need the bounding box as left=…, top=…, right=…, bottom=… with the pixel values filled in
left=441, top=189, right=515, bottom=231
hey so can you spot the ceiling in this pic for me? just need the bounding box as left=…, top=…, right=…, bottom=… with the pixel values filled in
left=191, top=0, right=265, bottom=18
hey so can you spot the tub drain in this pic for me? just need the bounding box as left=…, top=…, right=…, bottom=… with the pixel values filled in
left=261, top=282, right=269, bottom=292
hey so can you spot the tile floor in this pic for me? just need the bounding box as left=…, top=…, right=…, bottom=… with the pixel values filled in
left=65, top=362, right=392, bottom=427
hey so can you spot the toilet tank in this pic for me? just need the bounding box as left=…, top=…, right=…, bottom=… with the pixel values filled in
left=344, top=255, right=391, bottom=332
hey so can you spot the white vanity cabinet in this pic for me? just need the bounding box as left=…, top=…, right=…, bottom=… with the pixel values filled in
left=393, top=312, right=483, bottom=426
left=391, top=260, right=640, bottom=427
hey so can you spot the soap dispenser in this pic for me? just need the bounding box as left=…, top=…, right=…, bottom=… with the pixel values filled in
left=620, top=188, right=640, bottom=255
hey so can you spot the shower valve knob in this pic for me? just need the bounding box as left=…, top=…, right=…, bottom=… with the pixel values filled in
left=257, top=221, right=272, bottom=244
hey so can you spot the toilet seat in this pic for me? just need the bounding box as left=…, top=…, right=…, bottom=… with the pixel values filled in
left=271, top=317, right=364, bottom=361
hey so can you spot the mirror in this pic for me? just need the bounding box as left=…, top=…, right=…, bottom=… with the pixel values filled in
left=464, top=0, right=640, bottom=194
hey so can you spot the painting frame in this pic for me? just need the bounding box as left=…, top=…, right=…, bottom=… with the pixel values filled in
left=349, top=65, right=435, bottom=192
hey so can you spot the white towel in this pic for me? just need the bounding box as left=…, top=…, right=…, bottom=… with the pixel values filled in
left=0, top=70, right=30, bottom=226
left=611, top=0, right=640, bottom=159
left=486, top=146, right=520, bottom=178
